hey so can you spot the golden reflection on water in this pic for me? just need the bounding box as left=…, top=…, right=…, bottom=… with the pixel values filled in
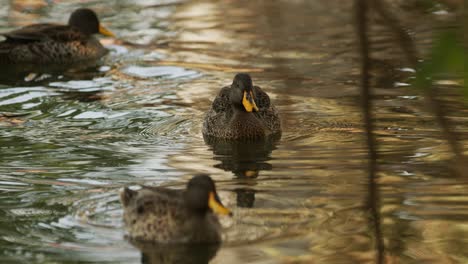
left=0, top=0, right=467, bottom=263
left=6, top=0, right=46, bottom=27
left=158, top=0, right=468, bottom=263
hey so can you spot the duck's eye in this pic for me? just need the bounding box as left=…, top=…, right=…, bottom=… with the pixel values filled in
left=137, top=205, right=144, bottom=214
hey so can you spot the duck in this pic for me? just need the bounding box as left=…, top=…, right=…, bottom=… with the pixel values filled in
left=120, top=174, right=231, bottom=243
left=202, top=73, right=281, bottom=140
left=0, top=8, right=114, bottom=64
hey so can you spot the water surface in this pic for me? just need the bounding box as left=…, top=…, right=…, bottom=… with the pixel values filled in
left=0, top=0, right=467, bottom=263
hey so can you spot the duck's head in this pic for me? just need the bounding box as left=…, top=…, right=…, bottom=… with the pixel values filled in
left=230, top=73, right=259, bottom=113
left=68, top=8, right=115, bottom=37
left=185, top=174, right=232, bottom=216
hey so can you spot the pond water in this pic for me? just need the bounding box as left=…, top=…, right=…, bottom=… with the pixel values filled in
left=0, top=0, right=467, bottom=263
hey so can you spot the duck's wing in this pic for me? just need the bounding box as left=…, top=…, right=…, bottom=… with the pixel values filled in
left=2, top=23, right=84, bottom=43
left=140, top=186, right=183, bottom=204
left=121, top=186, right=188, bottom=242
left=253, top=85, right=271, bottom=110
left=121, top=186, right=183, bottom=211
left=211, top=86, right=231, bottom=113
left=125, top=187, right=187, bottom=224
left=253, top=85, right=281, bottom=134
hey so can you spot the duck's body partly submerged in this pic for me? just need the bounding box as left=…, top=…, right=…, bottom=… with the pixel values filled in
left=203, top=73, right=281, bottom=140
left=0, top=8, right=114, bottom=64
left=120, top=175, right=231, bottom=243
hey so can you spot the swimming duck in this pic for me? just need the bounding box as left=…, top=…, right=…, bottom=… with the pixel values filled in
left=120, top=174, right=231, bottom=243
left=0, top=8, right=114, bottom=64
left=202, top=73, right=281, bottom=140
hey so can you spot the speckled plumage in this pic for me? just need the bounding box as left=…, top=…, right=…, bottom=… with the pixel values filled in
left=0, top=9, right=111, bottom=64
left=203, top=74, right=281, bottom=140
left=120, top=175, right=227, bottom=243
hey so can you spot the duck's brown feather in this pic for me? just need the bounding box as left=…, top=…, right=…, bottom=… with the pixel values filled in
left=203, top=84, right=281, bottom=140
left=121, top=186, right=222, bottom=243
left=0, top=23, right=107, bottom=64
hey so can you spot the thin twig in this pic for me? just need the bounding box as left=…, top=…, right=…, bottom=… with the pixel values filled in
left=355, top=0, right=385, bottom=263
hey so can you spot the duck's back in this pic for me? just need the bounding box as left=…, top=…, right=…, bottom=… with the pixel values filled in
left=121, top=187, right=222, bottom=243
left=0, top=24, right=107, bottom=64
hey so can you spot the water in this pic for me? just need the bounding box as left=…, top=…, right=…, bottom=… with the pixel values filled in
left=1, top=0, right=467, bottom=263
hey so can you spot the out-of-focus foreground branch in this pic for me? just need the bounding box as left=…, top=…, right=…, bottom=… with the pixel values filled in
left=355, top=0, right=385, bottom=263
left=371, top=0, right=466, bottom=172
left=356, top=0, right=465, bottom=261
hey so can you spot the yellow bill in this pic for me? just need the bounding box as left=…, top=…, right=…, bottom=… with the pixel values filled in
left=99, top=24, right=115, bottom=37
left=208, top=192, right=232, bottom=216
left=242, top=91, right=259, bottom=112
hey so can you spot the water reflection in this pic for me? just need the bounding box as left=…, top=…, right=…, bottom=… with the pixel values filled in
left=233, top=188, right=256, bottom=208
left=204, top=135, right=279, bottom=208
left=0, top=61, right=107, bottom=86
left=0, top=0, right=467, bottom=263
left=131, top=241, right=220, bottom=264
left=204, top=136, right=278, bottom=177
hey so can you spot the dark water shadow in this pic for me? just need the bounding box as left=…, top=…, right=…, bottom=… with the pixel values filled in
left=204, top=135, right=279, bottom=208
left=131, top=240, right=220, bottom=264
left=0, top=60, right=111, bottom=105
left=203, top=135, right=280, bottom=178
left=0, top=60, right=106, bottom=86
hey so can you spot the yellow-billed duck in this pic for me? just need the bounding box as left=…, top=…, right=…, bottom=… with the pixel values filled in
left=120, top=174, right=231, bottom=243
left=0, top=8, right=114, bottom=64
left=203, top=73, right=281, bottom=140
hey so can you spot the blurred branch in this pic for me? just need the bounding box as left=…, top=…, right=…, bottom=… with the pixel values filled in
left=371, top=0, right=465, bottom=164
left=437, top=0, right=464, bottom=9
left=355, top=0, right=385, bottom=263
